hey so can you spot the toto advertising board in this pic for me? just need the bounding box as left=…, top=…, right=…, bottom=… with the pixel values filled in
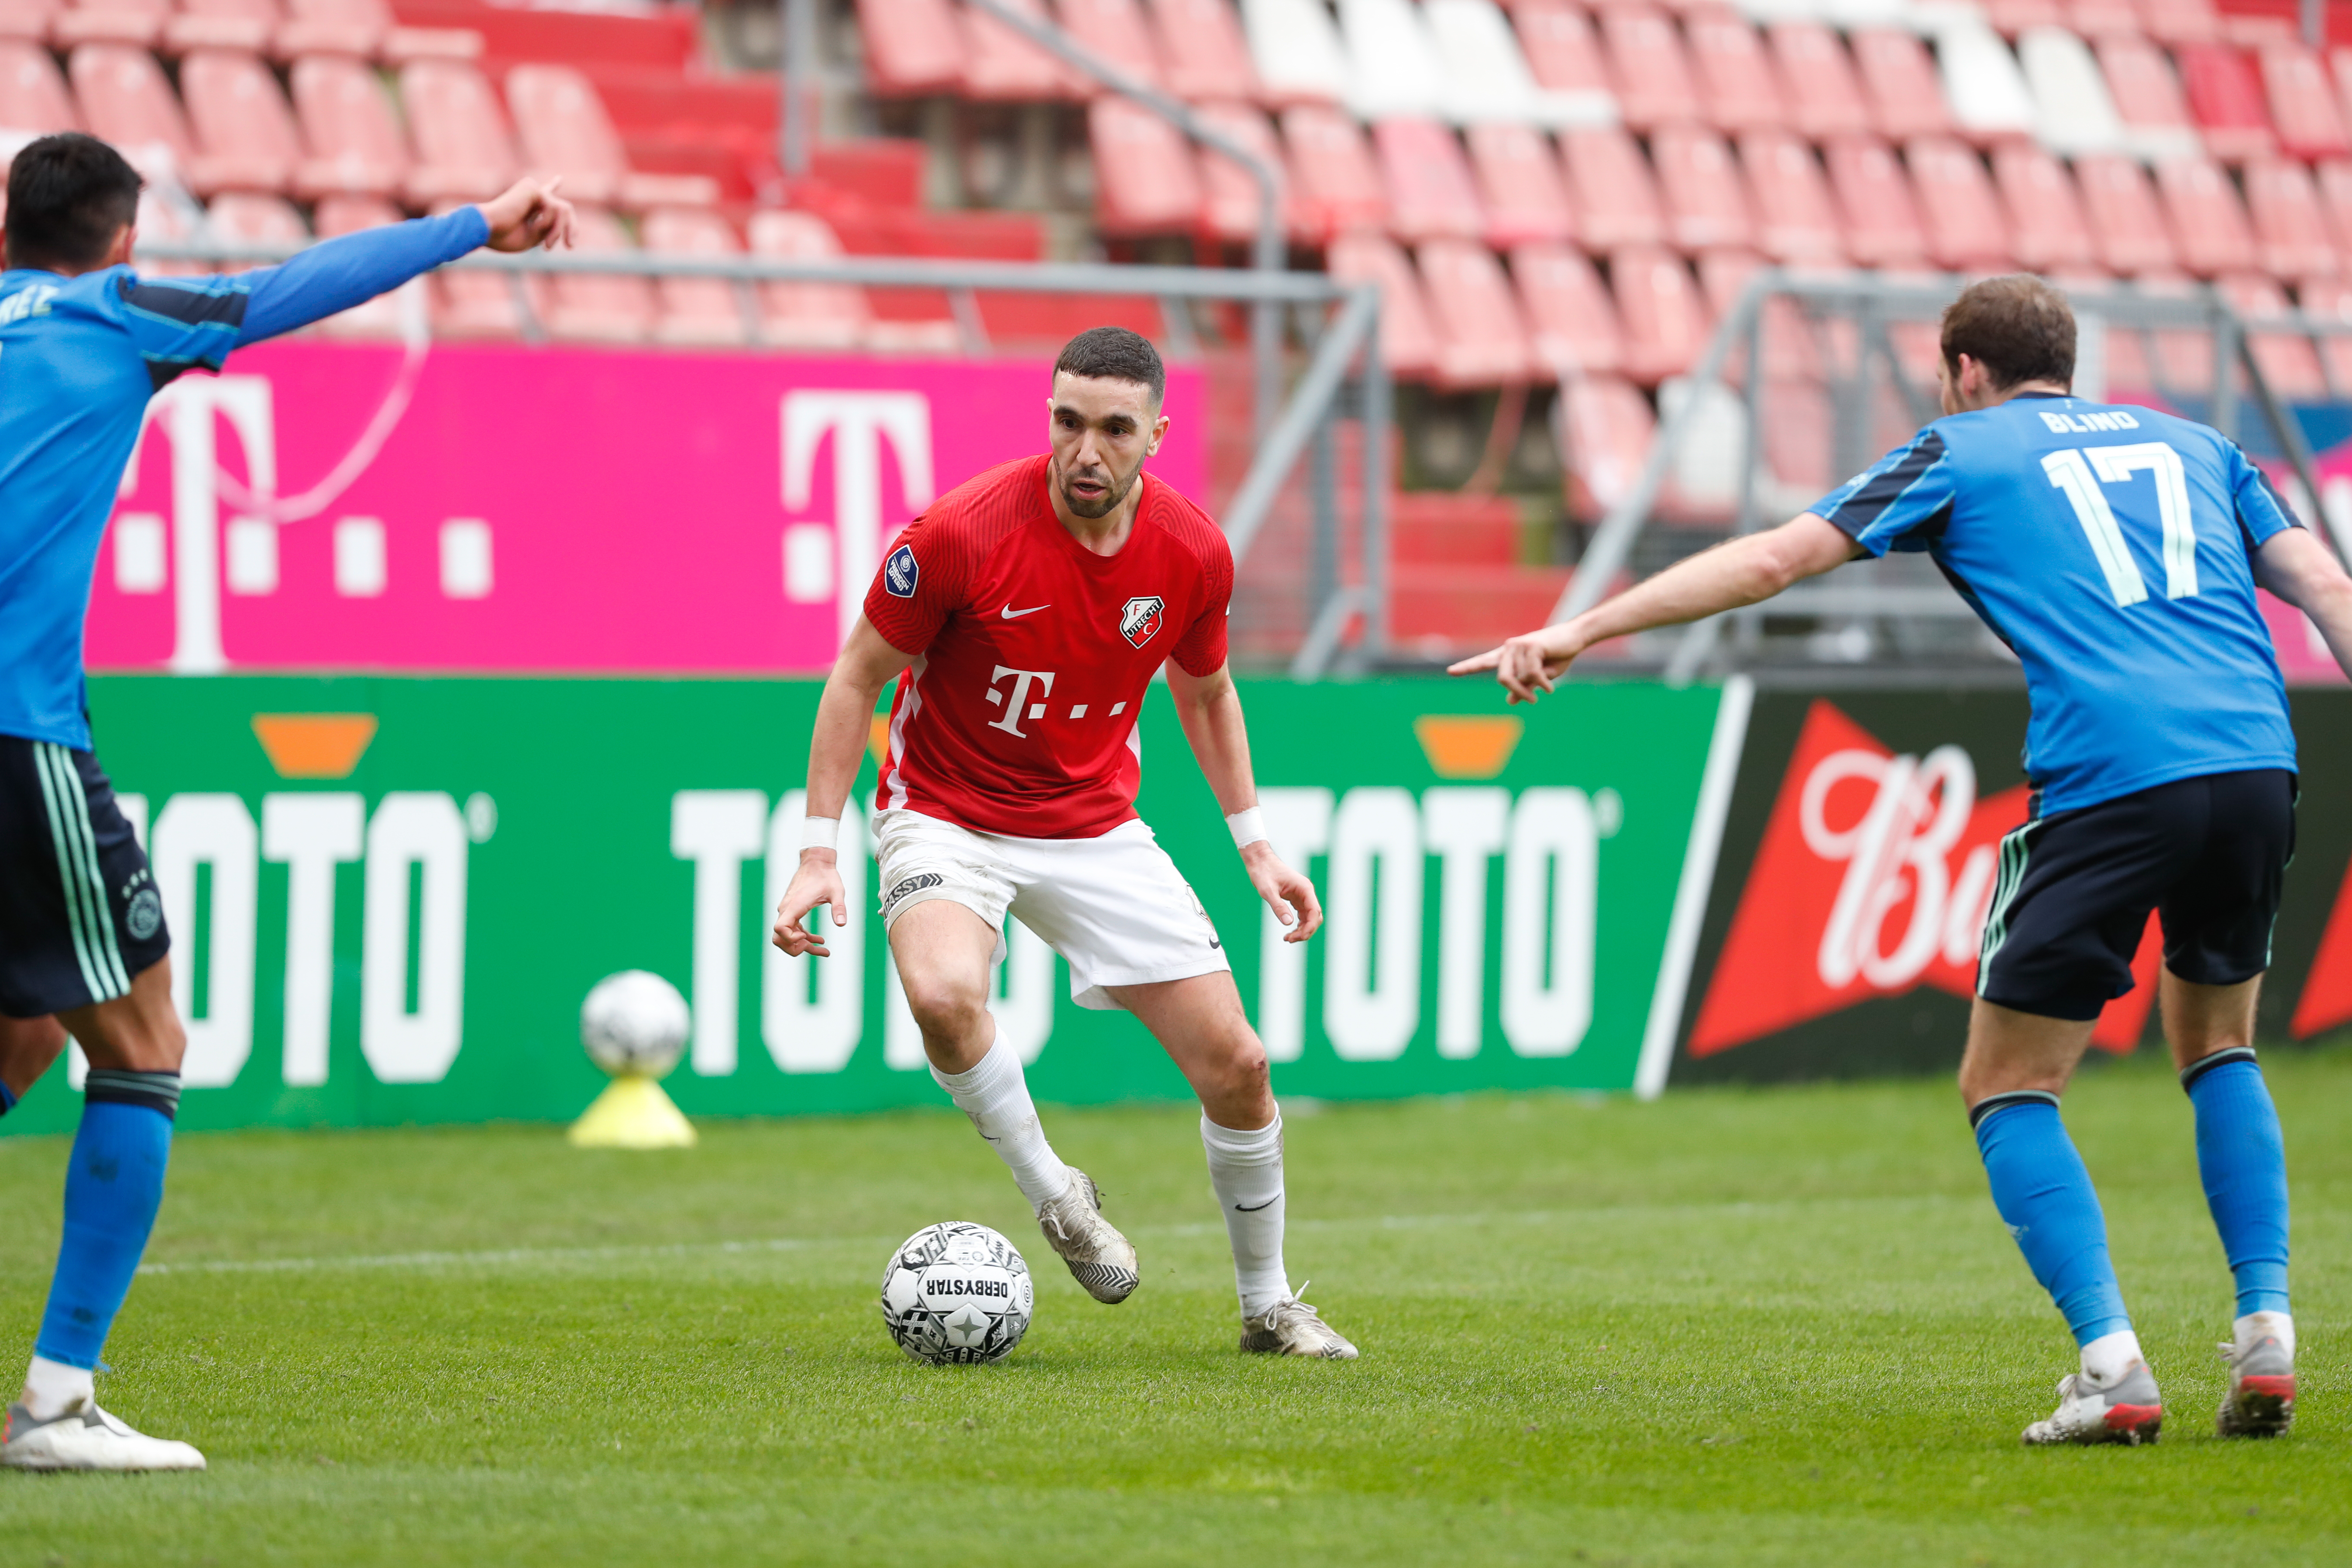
left=81, top=339, right=1204, bottom=676
left=0, top=677, right=1740, bottom=1135
left=1669, top=685, right=2352, bottom=1083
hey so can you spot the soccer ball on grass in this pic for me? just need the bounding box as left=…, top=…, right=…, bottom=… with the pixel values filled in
left=881, top=1222, right=1035, bottom=1365
left=579, top=969, right=691, bottom=1079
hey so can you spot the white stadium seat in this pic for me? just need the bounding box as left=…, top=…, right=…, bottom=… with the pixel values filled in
left=1338, top=0, right=1446, bottom=121
left=1239, top=0, right=1347, bottom=105
left=1426, top=0, right=1602, bottom=126
left=2018, top=26, right=2126, bottom=156
left=1936, top=21, right=2038, bottom=144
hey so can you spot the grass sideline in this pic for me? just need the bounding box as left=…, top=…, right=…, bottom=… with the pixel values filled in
left=1, top=1046, right=2345, bottom=1565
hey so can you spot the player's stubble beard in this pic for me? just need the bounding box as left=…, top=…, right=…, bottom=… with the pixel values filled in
left=1053, top=452, right=1143, bottom=521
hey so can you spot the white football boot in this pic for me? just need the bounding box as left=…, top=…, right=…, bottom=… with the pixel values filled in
left=1240, top=1291, right=1358, bottom=1360
left=2216, top=1321, right=2296, bottom=1438
left=1, top=1399, right=206, bottom=1471
left=1035, top=1167, right=1139, bottom=1304
left=2021, top=1360, right=2164, bottom=1446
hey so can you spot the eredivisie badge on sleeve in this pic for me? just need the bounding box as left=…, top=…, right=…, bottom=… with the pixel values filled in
left=885, top=543, right=919, bottom=597
left=1119, top=595, right=1165, bottom=647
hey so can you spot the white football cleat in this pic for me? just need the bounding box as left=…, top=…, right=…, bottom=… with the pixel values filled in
left=2216, top=1330, right=2295, bottom=1439
left=1035, top=1167, right=1139, bottom=1304
left=2021, top=1361, right=2163, bottom=1446
left=1, top=1400, right=206, bottom=1471
left=1240, top=1292, right=1357, bottom=1360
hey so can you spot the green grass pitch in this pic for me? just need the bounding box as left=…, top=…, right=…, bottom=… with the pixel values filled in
left=2, top=1046, right=2346, bottom=1565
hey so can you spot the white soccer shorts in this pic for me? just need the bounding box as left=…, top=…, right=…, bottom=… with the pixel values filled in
left=871, top=808, right=1231, bottom=1010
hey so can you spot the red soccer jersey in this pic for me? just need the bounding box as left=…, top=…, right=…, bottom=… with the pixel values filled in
left=861, top=454, right=1233, bottom=839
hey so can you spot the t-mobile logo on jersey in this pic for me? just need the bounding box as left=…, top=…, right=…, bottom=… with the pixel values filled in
left=985, top=666, right=1057, bottom=738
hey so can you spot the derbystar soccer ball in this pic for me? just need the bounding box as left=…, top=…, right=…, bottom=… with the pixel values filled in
left=579, top=970, right=690, bottom=1079
left=880, top=1222, right=1035, bottom=1365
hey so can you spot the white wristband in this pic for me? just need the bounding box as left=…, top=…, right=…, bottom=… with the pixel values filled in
left=1225, top=807, right=1268, bottom=851
left=799, top=815, right=840, bottom=852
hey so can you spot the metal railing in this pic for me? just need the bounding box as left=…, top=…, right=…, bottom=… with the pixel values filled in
left=135, top=235, right=1387, bottom=677
left=1548, top=270, right=2352, bottom=684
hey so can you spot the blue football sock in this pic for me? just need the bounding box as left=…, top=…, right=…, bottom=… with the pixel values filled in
left=33, top=1071, right=179, bottom=1371
left=2183, top=1049, right=2290, bottom=1318
left=0, top=1081, right=17, bottom=1116
left=1972, top=1092, right=2132, bottom=1346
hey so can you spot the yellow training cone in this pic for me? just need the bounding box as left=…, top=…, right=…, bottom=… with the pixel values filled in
left=567, top=1073, right=697, bottom=1149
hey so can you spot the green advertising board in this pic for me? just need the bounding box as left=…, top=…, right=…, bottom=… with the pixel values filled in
left=1, top=676, right=1738, bottom=1136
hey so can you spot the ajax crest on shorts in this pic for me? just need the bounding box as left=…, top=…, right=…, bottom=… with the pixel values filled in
left=1119, top=594, right=1165, bottom=647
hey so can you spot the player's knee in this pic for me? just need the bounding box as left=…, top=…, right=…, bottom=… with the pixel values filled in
left=1211, top=1037, right=1271, bottom=1106
left=901, top=973, right=989, bottom=1042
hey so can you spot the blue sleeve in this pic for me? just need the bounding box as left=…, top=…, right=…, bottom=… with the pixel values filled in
left=233, top=206, right=488, bottom=346
left=1808, top=427, right=1957, bottom=556
left=2225, top=442, right=2300, bottom=549
left=113, top=270, right=253, bottom=387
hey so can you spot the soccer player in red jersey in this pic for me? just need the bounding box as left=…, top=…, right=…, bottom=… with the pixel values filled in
left=773, top=328, right=1355, bottom=1357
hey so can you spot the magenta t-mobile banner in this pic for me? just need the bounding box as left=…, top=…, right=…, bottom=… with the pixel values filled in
left=86, top=340, right=1207, bottom=675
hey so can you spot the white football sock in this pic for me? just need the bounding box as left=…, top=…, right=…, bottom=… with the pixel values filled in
left=2235, top=1310, right=2295, bottom=1358
left=2080, top=1328, right=2146, bottom=1386
left=930, top=1038, right=1072, bottom=1208
left=1201, top=1112, right=1291, bottom=1319
left=21, top=1354, right=93, bottom=1421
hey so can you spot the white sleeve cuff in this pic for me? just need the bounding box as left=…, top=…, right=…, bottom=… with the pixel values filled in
left=1225, top=806, right=1268, bottom=851
left=800, top=815, right=841, bottom=851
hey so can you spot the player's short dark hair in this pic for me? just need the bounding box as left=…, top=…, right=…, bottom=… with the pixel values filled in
left=1940, top=274, right=2076, bottom=392
left=1053, top=325, right=1165, bottom=406
left=5, top=133, right=142, bottom=273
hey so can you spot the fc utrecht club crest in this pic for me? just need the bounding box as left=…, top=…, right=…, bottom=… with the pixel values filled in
left=1119, top=595, right=1165, bottom=647
left=1689, top=700, right=2163, bottom=1058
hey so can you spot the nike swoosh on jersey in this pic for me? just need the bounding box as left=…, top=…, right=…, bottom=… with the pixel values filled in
left=999, top=603, right=1050, bottom=619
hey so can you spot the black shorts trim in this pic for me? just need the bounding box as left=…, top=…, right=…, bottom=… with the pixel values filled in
left=0, top=738, right=169, bottom=1018
left=1975, top=768, right=2294, bottom=1023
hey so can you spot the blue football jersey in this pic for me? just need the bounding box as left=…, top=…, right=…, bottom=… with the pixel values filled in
left=0, top=209, right=486, bottom=751
left=1810, top=393, right=2299, bottom=814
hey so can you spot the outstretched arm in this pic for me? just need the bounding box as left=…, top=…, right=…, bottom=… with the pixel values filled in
left=1449, top=512, right=1860, bottom=702
left=2254, top=525, right=2352, bottom=678
left=233, top=177, right=576, bottom=346
left=771, top=617, right=915, bottom=959
left=1165, top=659, right=1323, bottom=942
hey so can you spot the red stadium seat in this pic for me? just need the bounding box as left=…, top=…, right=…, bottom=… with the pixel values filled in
left=2174, top=42, right=2275, bottom=161
left=2260, top=43, right=2349, bottom=160
left=2155, top=154, right=2257, bottom=276
left=1560, top=124, right=1664, bottom=251
left=2217, top=272, right=2327, bottom=397
left=1609, top=244, right=1709, bottom=384
left=1982, top=0, right=2063, bottom=36
left=1992, top=144, right=2096, bottom=271
left=2296, top=276, right=2352, bottom=394
left=179, top=48, right=298, bottom=195
left=2243, top=158, right=2339, bottom=280
left=69, top=44, right=195, bottom=174
left=1148, top=0, right=1256, bottom=100
left=2075, top=152, right=2180, bottom=273
left=55, top=0, right=168, bottom=49
left=747, top=208, right=873, bottom=350
left=166, top=0, right=278, bottom=55
left=2315, top=157, right=2352, bottom=254
left=1193, top=101, right=1305, bottom=242
left=854, top=0, right=965, bottom=95
left=1558, top=372, right=1657, bottom=520
left=1652, top=126, right=1753, bottom=253
left=0, top=0, right=58, bottom=45
left=2061, top=270, right=2160, bottom=395
left=418, top=199, right=518, bottom=336
left=2096, top=33, right=2203, bottom=159
left=1090, top=97, right=1204, bottom=233
left=1467, top=122, right=1573, bottom=248
left=1327, top=231, right=1441, bottom=379
left=280, top=0, right=477, bottom=64
left=1281, top=103, right=1387, bottom=239
left=400, top=58, right=515, bottom=204
left=963, top=0, right=1083, bottom=101
left=1374, top=116, right=1484, bottom=243
left=1508, top=240, right=1623, bottom=376
left=1737, top=130, right=1841, bottom=266
left=1850, top=28, right=1956, bottom=143
left=506, top=64, right=718, bottom=209
left=1697, top=249, right=1822, bottom=383
left=2066, top=0, right=2143, bottom=38
left=312, top=193, right=407, bottom=337
left=0, top=38, right=79, bottom=133
left=1767, top=22, right=1870, bottom=142
left=1418, top=238, right=1534, bottom=384
left=1057, top=0, right=1164, bottom=90
left=1823, top=137, right=1928, bottom=269
left=1598, top=4, right=1699, bottom=132
left=1511, top=0, right=1611, bottom=101
left=534, top=203, right=652, bottom=343
left=288, top=52, right=404, bottom=199
left=2135, top=269, right=2214, bottom=387
left=2139, top=0, right=2220, bottom=43
left=641, top=207, right=746, bottom=346
left=1684, top=10, right=1783, bottom=134
left=1906, top=136, right=2012, bottom=272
